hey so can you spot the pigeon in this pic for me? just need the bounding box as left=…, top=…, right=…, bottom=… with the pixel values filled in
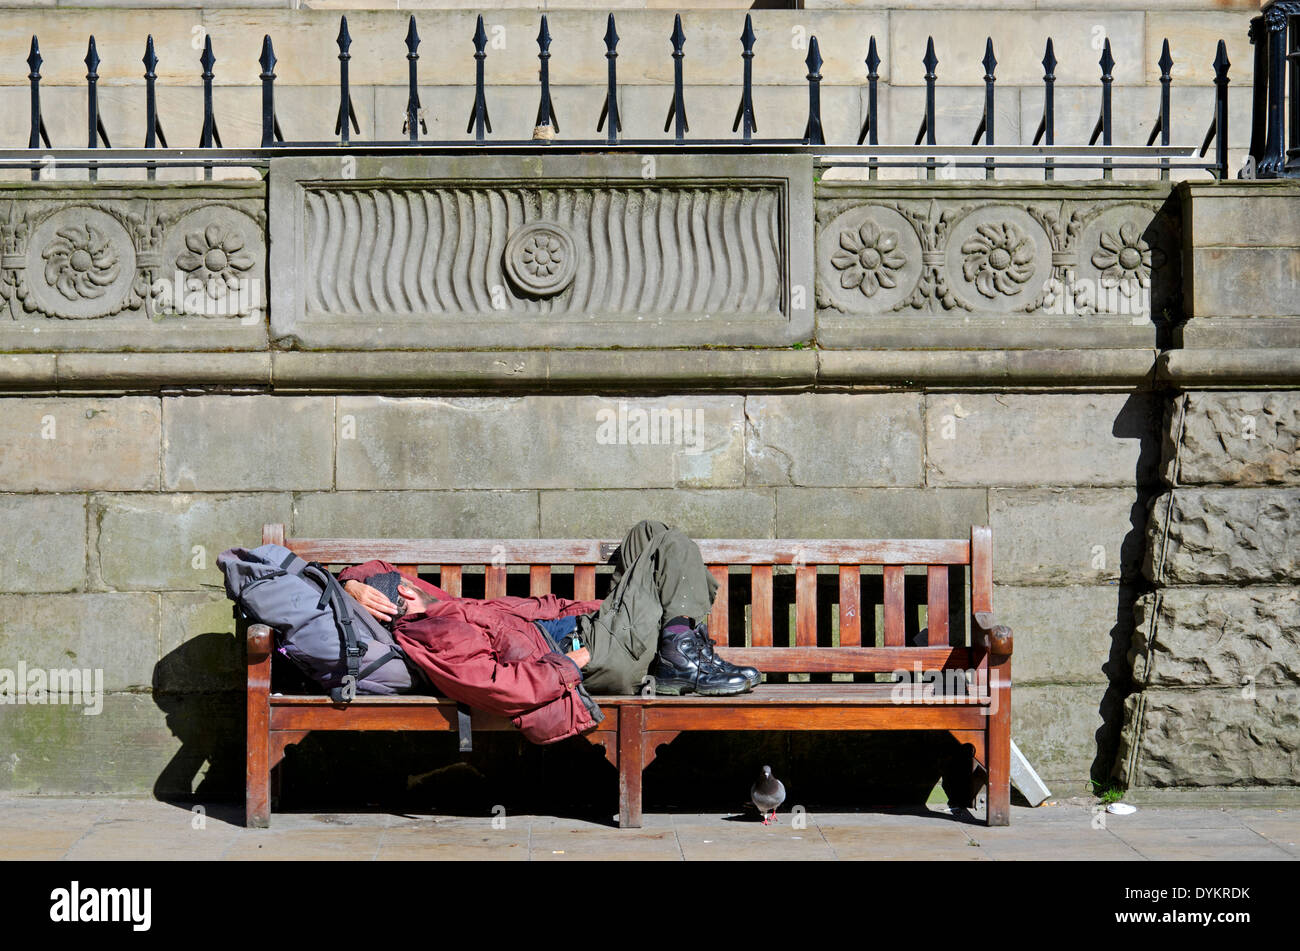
left=750, top=765, right=786, bottom=825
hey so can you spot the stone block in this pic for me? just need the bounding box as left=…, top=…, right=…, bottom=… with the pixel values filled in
left=925, top=393, right=1159, bottom=488
left=92, top=493, right=292, bottom=591
left=773, top=487, right=987, bottom=538
left=0, top=181, right=267, bottom=351
left=1164, top=391, right=1300, bottom=486
left=334, top=395, right=745, bottom=490
left=1131, top=587, right=1300, bottom=688
left=1012, top=683, right=1114, bottom=787
left=0, top=594, right=158, bottom=692
left=1187, top=248, right=1300, bottom=319
left=1146, top=488, right=1300, bottom=585
left=0, top=495, right=87, bottom=593
left=540, top=488, right=775, bottom=537
left=157, top=592, right=242, bottom=694
left=990, top=488, right=1146, bottom=584
left=1144, top=11, right=1254, bottom=85
left=293, top=490, right=540, bottom=538
left=162, top=395, right=334, bottom=491
left=268, top=154, right=814, bottom=350
left=1117, top=687, right=1300, bottom=787
left=745, top=393, right=923, bottom=487
left=0, top=691, right=242, bottom=798
left=890, top=11, right=1145, bottom=87
left=1183, top=183, right=1300, bottom=250
left=0, top=398, right=160, bottom=492
left=993, top=583, right=1133, bottom=685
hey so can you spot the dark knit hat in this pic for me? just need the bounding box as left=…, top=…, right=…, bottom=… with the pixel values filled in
left=367, top=571, right=405, bottom=609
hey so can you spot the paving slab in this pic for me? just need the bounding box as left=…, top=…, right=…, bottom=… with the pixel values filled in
left=1, top=797, right=1297, bottom=860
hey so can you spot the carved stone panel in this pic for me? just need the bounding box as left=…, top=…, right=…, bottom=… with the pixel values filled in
left=814, top=183, right=1181, bottom=350
left=0, top=183, right=267, bottom=352
left=269, top=155, right=814, bottom=350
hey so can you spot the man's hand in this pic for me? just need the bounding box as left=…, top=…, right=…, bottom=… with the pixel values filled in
left=565, top=647, right=590, bottom=670
left=343, top=579, right=398, bottom=622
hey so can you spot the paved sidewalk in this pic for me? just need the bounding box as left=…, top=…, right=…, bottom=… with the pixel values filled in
left=1, top=796, right=1296, bottom=860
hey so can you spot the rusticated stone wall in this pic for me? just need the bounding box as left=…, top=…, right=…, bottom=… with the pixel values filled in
left=1116, top=392, right=1300, bottom=788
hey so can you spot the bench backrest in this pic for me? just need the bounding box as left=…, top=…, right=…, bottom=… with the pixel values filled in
left=264, top=524, right=994, bottom=677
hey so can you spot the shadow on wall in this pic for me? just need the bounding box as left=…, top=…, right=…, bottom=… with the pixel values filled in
left=152, top=630, right=245, bottom=805
left=1088, top=391, right=1164, bottom=788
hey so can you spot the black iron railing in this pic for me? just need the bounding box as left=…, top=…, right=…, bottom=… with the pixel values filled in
left=9, top=12, right=1240, bottom=181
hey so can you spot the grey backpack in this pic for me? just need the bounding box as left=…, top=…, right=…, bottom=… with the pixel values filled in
left=218, top=544, right=425, bottom=701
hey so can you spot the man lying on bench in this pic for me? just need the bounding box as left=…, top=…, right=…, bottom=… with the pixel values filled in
left=336, top=520, right=760, bottom=745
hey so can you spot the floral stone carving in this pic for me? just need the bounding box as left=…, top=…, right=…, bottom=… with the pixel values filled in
left=961, top=221, right=1036, bottom=299
left=503, top=221, right=577, bottom=297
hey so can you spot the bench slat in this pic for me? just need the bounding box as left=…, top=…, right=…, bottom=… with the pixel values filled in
left=795, top=566, right=817, bottom=647
left=485, top=564, right=507, bottom=600
left=927, top=565, right=949, bottom=646
left=750, top=565, right=773, bottom=647
left=708, top=566, right=729, bottom=648
left=440, top=565, right=462, bottom=598
left=574, top=564, right=596, bottom=602
left=282, top=538, right=971, bottom=566
left=530, top=565, right=551, bottom=597
left=721, top=646, right=971, bottom=674
left=838, top=566, right=861, bottom=647
left=883, top=565, right=905, bottom=647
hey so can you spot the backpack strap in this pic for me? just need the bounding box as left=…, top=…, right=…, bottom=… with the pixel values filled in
left=296, top=561, right=363, bottom=703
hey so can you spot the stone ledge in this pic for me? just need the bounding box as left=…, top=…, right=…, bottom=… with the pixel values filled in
left=1159, top=349, right=1300, bottom=387
left=0, top=348, right=1176, bottom=393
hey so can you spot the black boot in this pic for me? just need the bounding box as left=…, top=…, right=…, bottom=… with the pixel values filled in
left=652, top=624, right=751, bottom=696
left=695, top=624, right=762, bottom=690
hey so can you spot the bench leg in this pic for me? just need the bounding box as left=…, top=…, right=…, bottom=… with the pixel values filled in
left=246, top=716, right=270, bottom=829
left=618, top=705, right=644, bottom=828
left=986, top=662, right=1011, bottom=826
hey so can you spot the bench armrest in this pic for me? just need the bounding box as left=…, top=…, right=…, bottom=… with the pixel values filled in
left=973, top=612, right=1013, bottom=657
left=247, top=623, right=274, bottom=665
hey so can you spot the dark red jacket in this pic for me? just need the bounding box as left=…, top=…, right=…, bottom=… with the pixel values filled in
left=338, top=560, right=604, bottom=744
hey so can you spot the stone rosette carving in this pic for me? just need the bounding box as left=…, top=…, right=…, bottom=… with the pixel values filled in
left=503, top=220, right=577, bottom=298
left=831, top=219, right=906, bottom=298
left=1072, top=203, right=1178, bottom=318
left=960, top=221, right=1036, bottom=299
left=43, top=221, right=121, bottom=302
left=155, top=204, right=266, bottom=318
left=816, top=204, right=924, bottom=313
left=14, top=205, right=143, bottom=319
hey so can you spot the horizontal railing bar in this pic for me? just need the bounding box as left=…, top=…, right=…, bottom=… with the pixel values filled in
left=818, top=160, right=1216, bottom=170
left=0, top=142, right=1200, bottom=162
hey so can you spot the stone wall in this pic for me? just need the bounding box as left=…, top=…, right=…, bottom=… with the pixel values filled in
left=0, top=388, right=1157, bottom=798
left=0, top=156, right=1297, bottom=808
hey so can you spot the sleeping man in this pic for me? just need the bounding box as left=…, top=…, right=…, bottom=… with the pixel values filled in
left=337, top=520, right=759, bottom=745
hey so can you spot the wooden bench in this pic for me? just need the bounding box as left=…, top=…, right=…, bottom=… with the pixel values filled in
left=245, top=523, right=1013, bottom=828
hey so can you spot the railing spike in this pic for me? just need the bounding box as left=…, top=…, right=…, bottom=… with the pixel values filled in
left=663, top=13, right=688, bottom=142
left=466, top=13, right=492, bottom=142
left=597, top=13, right=621, bottom=142
left=404, top=15, right=425, bottom=140
left=732, top=13, right=758, bottom=142
left=260, top=35, right=282, bottom=148
left=802, top=35, right=824, bottom=145
left=533, top=14, right=559, bottom=138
